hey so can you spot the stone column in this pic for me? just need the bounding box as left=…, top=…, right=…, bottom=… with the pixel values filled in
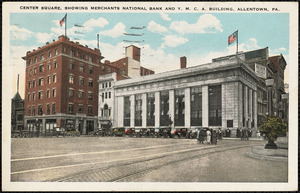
left=202, top=86, right=209, bottom=127
left=221, top=84, right=226, bottom=128
left=75, top=118, right=79, bottom=132
left=130, top=95, right=135, bottom=127
left=169, top=90, right=175, bottom=127
left=238, top=83, right=243, bottom=128
left=142, top=93, right=147, bottom=127
left=42, top=118, right=46, bottom=133
left=83, top=119, right=87, bottom=135
left=93, top=119, right=97, bottom=131
left=184, top=87, right=191, bottom=128
left=155, top=91, right=160, bottom=127
left=249, top=89, right=253, bottom=128
left=117, top=96, right=124, bottom=127
left=253, top=91, right=258, bottom=129
left=244, top=86, right=248, bottom=128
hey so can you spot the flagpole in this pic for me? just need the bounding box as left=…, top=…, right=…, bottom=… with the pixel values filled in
left=65, top=14, right=67, bottom=37
left=236, top=30, right=238, bottom=56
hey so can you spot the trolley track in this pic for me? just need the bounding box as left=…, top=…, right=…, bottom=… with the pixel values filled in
left=53, top=143, right=254, bottom=182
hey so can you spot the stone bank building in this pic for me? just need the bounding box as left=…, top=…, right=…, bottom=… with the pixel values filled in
left=99, top=56, right=259, bottom=135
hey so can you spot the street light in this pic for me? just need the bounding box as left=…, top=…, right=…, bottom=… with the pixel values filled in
left=265, top=79, right=274, bottom=117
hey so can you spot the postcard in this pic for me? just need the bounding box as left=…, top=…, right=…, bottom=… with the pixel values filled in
left=2, top=1, right=298, bottom=191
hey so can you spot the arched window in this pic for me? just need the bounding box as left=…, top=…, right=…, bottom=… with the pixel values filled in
left=104, top=104, right=109, bottom=117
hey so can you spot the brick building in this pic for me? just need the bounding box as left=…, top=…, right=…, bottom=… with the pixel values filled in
left=23, top=36, right=154, bottom=135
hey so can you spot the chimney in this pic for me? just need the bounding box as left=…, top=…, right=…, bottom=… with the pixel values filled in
left=180, top=56, right=187, bottom=69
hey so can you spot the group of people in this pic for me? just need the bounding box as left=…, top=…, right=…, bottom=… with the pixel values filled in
left=236, top=128, right=252, bottom=141
left=197, top=128, right=221, bottom=145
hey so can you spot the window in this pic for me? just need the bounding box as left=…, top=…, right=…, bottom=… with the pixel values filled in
left=88, top=92, right=93, bottom=100
left=28, top=59, right=32, bottom=65
left=69, top=61, right=74, bottom=69
left=39, top=65, right=44, bottom=72
left=32, top=92, right=35, bottom=100
left=54, top=49, right=57, bottom=55
left=17, top=114, right=23, bottom=121
left=78, top=90, right=83, bottom=98
left=69, top=88, right=74, bottom=97
left=38, top=91, right=43, bottom=99
left=209, top=85, right=222, bottom=126
left=40, top=54, right=44, bottom=61
left=121, top=70, right=125, bottom=75
left=105, top=83, right=108, bottom=88
left=53, top=74, right=57, bottom=83
left=53, top=60, right=57, bottom=69
left=32, top=106, right=35, bottom=116
left=28, top=81, right=31, bottom=88
left=34, top=57, right=37, bottom=63
left=175, top=89, right=185, bottom=126
left=105, top=92, right=107, bottom=99
left=191, top=86, right=202, bottom=126
left=47, top=90, right=50, bottom=98
left=69, top=74, right=74, bottom=84
left=79, top=64, right=84, bottom=72
left=147, top=93, right=155, bottom=126
left=52, top=103, right=55, bottom=114
left=32, top=80, right=36, bottom=88
left=68, top=104, right=74, bottom=114
left=135, top=94, right=142, bottom=126
left=79, top=77, right=84, bottom=85
left=52, top=88, right=56, bottom=97
left=27, top=93, right=30, bottom=101
left=47, top=104, right=50, bottom=115
left=88, top=79, right=93, bottom=87
left=39, top=78, right=44, bottom=86
left=78, top=105, right=83, bottom=114
left=47, top=76, right=51, bottom=84
left=89, top=56, right=92, bottom=62
left=63, top=47, right=66, bottom=53
left=108, top=92, right=111, bottom=98
left=33, top=67, right=36, bottom=75
left=102, top=83, right=104, bottom=88
left=124, top=96, right=131, bottom=126
left=102, top=65, right=105, bottom=71
left=108, top=67, right=111, bottom=73
left=160, top=91, right=170, bottom=126
left=70, top=50, right=74, bottom=56
left=109, top=82, right=111, bottom=87
left=89, top=67, right=93, bottom=74
left=27, top=107, right=31, bottom=116
left=48, top=51, right=52, bottom=58
left=29, top=69, right=32, bottom=76
left=48, top=62, right=51, bottom=70
left=38, top=105, right=43, bottom=115
left=88, top=106, right=92, bottom=116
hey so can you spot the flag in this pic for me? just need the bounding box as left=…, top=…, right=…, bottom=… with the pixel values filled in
left=59, top=14, right=67, bottom=26
left=228, top=30, right=238, bottom=45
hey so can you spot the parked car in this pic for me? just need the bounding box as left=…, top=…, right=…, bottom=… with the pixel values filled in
left=65, top=128, right=80, bottom=137
left=146, top=128, right=156, bottom=137
left=155, top=127, right=172, bottom=138
left=140, top=128, right=148, bottom=137
left=125, top=128, right=135, bottom=137
left=187, top=128, right=198, bottom=139
left=54, top=127, right=67, bottom=137
left=171, top=128, right=188, bottom=138
left=111, top=127, right=125, bottom=137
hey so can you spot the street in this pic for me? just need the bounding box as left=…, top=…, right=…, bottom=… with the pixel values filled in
left=11, top=137, right=287, bottom=182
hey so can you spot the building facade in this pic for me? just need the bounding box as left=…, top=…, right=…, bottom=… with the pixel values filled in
left=11, top=92, right=24, bottom=132
left=100, top=56, right=259, bottom=137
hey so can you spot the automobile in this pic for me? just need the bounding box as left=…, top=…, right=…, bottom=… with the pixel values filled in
left=111, top=127, right=125, bottom=137
left=186, top=128, right=199, bottom=139
left=145, top=128, right=156, bottom=138
left=140, top=128, right=149, bottom=137
left=54, top=127, right=67, bottom=137
left=65, top=128, right=80, bottom=137
left=134, top=128, right=141, bottom=137
left=125, top=128, right=135, bottom=137
left=171, top=128, right=188, bottom=138
left=155, top=127, right=172, bottom=138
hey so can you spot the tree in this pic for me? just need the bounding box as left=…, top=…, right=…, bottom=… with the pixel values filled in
left=259, top=116, right=288, bottom=149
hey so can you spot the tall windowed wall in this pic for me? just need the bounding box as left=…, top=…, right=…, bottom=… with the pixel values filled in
left=135, top=94, right=142, bottom=126
left=123, top=96, right=130, bottom=126
left=147, top=93, right=155, bottom=126
left=191, top=86, right=202, bottom=126
left=175, top=89, right=185, bottom=126
left=160, top=91, right=169, bottom=126
left=208, top=85, right=222, bottom=126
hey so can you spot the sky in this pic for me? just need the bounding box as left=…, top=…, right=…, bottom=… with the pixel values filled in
left=9, top=12, right=290, bottom=98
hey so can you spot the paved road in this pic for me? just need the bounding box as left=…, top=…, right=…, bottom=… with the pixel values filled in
left=11, top=137, right=287, bottom=182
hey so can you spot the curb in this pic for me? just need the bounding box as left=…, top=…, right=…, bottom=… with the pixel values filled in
left=245, top=152, right=288, bottom=162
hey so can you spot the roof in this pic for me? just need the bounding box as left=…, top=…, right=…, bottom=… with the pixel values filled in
left=12, top=92, right=22, bottom=101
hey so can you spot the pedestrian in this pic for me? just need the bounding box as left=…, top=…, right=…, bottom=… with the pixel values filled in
left=257, top=131, right=261, bottom=138
left=241, top=128, right=245, bottom=140
left=249, top=128, right=253, bottom=138
left=236, top=128, right=241, bottom=138
left=245, top=128, right=249, bottom=141
left=218, top=128, right=222, bottom=140
left=211, top=130, right=217, bottom=145
left=206, top=129, right=211, bottom=144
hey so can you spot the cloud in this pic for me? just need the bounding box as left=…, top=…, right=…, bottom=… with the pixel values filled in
left=83, top=17, right=109, bottom=32
left=36, top=32, right=56, bottom=43
left=161, top=35, right=188, bottom=48
left=160, top=13, right=171, bottom=21
left=10, top=25, right=34, bottom=41
left=170, top=14, right=223, bottom=34
left=99, top=22, right=126, bottom=38
left=147, top=21, right=168, bottom=34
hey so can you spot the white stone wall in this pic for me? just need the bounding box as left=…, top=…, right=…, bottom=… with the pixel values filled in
left=221, top=82, right=239, bottom=128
